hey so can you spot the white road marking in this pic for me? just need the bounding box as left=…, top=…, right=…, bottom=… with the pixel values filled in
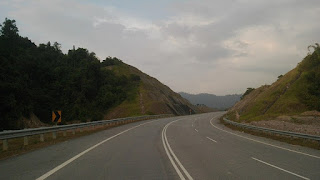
left=192, top=118, right=197, bottom=127
left=162, top=121, right=185, bottom=180
left=252, top=157, right=310, bottom=180
left=210, top=117, right=320, bottom=159
left=195, top=129, right=198, bottom=132
left=162, top=119, right=193, bottom=180
left=206, top=137, right=217, bottom=143
left=37, top=120, right=157, bottom=180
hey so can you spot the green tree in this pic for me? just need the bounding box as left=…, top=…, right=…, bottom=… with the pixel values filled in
left=0, top=18, right=19, bottom=38
left=241, top=88, right=255, bottom=100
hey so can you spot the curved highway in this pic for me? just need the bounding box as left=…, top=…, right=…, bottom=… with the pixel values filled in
left=0, top=112, right=319, bottom=179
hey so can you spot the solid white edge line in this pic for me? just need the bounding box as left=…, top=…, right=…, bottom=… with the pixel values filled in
left=194, top=129, right=198, bottom=132
left=209, top=117, right=320, bottom=159
left=162, top=123, right=185, bottom=180
left=251, top=157, right=310, bottom=180
left=163, top=119, right=194, bottom=180
left=37, top=120, right=157, bottom=180
left=206, top=137, right=217, bottom=143
left=165, top=120, right=193, bottom=180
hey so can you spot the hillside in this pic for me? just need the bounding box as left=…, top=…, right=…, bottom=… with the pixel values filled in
left=195, top=104, right=218, bottom=113
left=102, top=61, right=199, bottom=119
left=179, top=92, right=241, bottom=110
left=0, top=18, right=197, bottom=130
left=226, top=44, right=320, bottom=135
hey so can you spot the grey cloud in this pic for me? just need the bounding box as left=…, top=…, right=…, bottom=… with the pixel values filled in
left=2, top=0, right=320, bottom=95
left=187, top=44, right=234, bottom=63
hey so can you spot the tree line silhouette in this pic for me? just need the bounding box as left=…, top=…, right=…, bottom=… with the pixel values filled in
left=0, top=18, right=140, bottom=130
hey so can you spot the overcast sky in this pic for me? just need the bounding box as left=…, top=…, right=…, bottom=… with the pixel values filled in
left=1, top=0, right=319, bottom=95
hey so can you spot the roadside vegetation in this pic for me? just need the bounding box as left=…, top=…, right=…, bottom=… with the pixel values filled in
left=227, top=43, right=320, bottom=122
left=0, top=18, right=140, bottom=130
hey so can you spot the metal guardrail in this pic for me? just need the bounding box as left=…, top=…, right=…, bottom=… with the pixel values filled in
left=223, top=118, right=320, bottom=141
left=1, top=114, right=172, bottom=151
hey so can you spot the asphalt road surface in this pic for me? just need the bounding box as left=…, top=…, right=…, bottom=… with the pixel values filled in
left=0, top=112, right=319, bottom=180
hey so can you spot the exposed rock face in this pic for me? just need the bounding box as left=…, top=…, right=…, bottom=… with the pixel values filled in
left=17, top=113, right=48, bottom=129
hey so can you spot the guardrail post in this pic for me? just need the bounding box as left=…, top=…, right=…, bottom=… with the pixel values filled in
left=24, top=136, right=28, bottom=146
left=80, top=128, right=83, bottom=133
left=52, top=132, right=56, bottom=139
left=63, top=131, right=66, bottom=137
left=3, top=139, right=8, bottom=151
left=72, top=129, right=75, bottom=135
left=40, top=134, right=44, bottom=142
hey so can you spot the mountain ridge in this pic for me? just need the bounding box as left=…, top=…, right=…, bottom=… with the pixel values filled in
left=179, top=92, right=241, bottom=110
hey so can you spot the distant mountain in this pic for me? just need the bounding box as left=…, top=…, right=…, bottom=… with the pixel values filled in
left=179, top=92, right=241, bottom=110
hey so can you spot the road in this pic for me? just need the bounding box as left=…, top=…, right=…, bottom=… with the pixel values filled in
left=0, top=112, right=319, bottom=179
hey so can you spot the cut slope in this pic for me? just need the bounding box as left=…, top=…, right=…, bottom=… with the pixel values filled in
left=227, top=45, right=320, bottom=122
left=103, top=62, right=199, bottom=119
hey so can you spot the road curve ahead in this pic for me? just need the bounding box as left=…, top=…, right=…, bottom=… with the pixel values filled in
left=0, top=112, right=319, bottom=179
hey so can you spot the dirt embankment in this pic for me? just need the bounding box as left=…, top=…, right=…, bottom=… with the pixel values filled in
left=249, top=111, right=320, bottom=136
left=17, top=113, right=48, bottom=129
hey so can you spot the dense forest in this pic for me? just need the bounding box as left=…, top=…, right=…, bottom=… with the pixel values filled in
left=0, top=18, right=140, bottom=130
